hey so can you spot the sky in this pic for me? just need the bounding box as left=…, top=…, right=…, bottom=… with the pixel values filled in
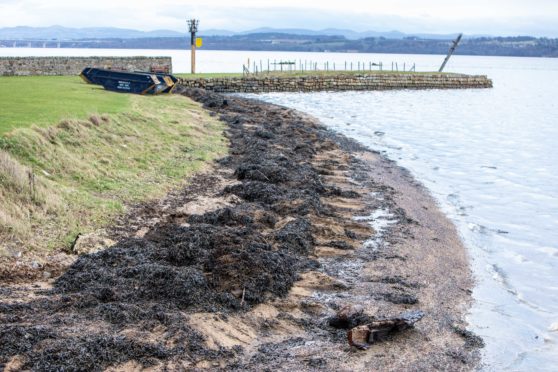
left=1, top=0, right=557, bottom=36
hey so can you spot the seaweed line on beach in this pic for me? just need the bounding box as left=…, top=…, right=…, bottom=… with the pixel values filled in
left=0, top=88, right=480, bottom=371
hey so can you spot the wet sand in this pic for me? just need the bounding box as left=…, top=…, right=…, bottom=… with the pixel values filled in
left=0, top=89, right=481, bottom=371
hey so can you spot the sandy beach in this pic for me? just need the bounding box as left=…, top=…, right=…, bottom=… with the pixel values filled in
left=0, top=89, right=482, bottom=371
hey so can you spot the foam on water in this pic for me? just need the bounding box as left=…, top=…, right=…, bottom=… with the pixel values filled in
left=353, top=208, right=398, bottom=251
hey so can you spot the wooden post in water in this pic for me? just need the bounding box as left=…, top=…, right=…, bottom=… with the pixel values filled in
left=439, top=33, right=463, bottom=72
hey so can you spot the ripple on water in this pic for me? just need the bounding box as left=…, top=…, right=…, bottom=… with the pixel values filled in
left=252, top=61, right=558, bottom=368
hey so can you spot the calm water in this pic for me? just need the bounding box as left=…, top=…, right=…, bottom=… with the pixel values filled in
left=0, top=47, right=438, bottom=74
left=251, top=55, right=558, bottom=371
left=2, top=48, right=558, bottom=370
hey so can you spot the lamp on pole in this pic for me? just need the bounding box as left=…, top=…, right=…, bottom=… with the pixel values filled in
left=187, top=19, right=199, bottom=74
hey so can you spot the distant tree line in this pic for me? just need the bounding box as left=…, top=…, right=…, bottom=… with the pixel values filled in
left=1, top=34, right=557, bottom=57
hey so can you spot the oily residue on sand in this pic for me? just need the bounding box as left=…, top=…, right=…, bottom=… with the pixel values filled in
left=0, top=88, right=480, bottom=371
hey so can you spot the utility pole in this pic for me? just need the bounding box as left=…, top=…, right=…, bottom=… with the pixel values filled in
left=439, top=33, right=463, bottom=72
left=187, top=19, right=199, bottom=74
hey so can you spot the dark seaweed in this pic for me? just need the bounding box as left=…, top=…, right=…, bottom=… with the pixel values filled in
left=0, top=88, right=364, bottom=370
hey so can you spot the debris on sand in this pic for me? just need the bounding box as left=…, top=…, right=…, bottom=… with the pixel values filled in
left=347, top=310, right=425, bottom=350
left=329, top=304, right=373, bottom=329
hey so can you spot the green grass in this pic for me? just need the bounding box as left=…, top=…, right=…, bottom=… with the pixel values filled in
left=0, top=76, right=130, bottom=135
left=176, top=72, right=246, bottom=79
left=176, top=70, right=445, bottom=79
left=0, top=79, right=227, bottom=255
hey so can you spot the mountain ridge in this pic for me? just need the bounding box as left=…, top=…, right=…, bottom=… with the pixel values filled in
left=0, top=25, right=488, bottom=41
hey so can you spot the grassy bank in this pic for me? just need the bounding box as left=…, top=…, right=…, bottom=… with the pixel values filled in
left=0, top=77, right=227, bottom=256
left=0, top=76, right=130, bottom=135
left=176, top=70, right=442, bottom=79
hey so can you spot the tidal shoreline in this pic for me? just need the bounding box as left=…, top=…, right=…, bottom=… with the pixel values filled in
left=0, top=89, right=481, bottom=370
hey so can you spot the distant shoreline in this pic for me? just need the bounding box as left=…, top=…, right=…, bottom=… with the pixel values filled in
left=1, top=33, right=557, bottom=58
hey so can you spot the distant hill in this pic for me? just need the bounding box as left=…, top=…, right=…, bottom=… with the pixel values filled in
left=239, top=28, right=466, bottom=40
left=1, top=26, right=555, bottom=58
left=2, top=33, right=555, bottom=58
left=0, top=26, right=185, bottom=40
left=0, top=25, right=479, bottom=41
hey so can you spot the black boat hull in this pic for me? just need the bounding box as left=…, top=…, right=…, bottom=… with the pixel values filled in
left=80, top=68, right=177, bottom=95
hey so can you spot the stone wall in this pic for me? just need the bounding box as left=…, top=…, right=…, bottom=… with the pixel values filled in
left=178, top=73, right=492, bottom=93
left=0, top=56, right=172, bottom=76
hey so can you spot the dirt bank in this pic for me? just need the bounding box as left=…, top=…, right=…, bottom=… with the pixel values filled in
left=0, top=89, right=481, bottom=371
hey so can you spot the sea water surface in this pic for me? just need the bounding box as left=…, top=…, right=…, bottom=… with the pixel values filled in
left=2, top=48, right=557, bottom=370
left=249, top=55, right=558, bottom=371
left=0, top=47, right=446, bottom=74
